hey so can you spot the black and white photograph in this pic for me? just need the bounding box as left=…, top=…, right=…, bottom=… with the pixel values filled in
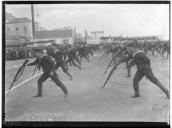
left=3, top=1, right=170, bottom=126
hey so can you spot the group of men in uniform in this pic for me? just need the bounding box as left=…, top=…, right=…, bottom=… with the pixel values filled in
left=27, top=48, right=69, bottom=98
left=26, top=44, right=96, bottom=98
left=102, top=44, right=170, bottom=99
left=25, top=42, right=170, bottom=100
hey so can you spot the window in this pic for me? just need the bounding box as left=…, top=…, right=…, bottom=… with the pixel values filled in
left=16, top=27, right=18, bottom=31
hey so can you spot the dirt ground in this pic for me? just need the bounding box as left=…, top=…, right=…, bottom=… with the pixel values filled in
left=5, top=52, right=170, bottom=122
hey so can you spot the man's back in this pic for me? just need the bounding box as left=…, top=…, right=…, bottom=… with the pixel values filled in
left=133, top=51, right=150, bottom=67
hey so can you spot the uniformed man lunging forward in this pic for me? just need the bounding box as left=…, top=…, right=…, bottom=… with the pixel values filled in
left=53, top=48, right=73, bottom=80
left=104, top=50, right=170, bottom=99
left=27, top=49, right=69, bottom=98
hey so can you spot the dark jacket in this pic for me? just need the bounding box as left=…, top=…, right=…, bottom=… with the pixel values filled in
left=133, top=52, right=150, bottom=66
left=54, top=50, right=64, bottom=63
left=27, top=54, right=55, bottom=73
left=126, top=51, right=150, bottom=71
left=119, top=51, right=150, bottom=70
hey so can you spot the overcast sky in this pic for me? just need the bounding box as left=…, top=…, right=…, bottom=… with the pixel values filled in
left=6, top=4, right=169, bottom=39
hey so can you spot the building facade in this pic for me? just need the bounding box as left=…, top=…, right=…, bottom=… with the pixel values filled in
left=34, top=29, right=74, bottom=46
left=100, top=36, right=113, bottom=44
left=87, top=31, right=104, bottom=44
left=5, top=12, right=15, bottom=23
left=112, top=36, right=160, bottom=44
left=6, top=17, right=39, bottom=41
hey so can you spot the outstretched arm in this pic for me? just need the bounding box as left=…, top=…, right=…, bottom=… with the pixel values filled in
left=44, top=55, right=56, bottom=71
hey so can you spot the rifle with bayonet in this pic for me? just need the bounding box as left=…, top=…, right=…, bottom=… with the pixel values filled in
left=102, top=51, right=131, bottom=89
left=8, top=58, right=29, bottom=90
left=102, top=64, right=117, bottom=89
left=104, top=57, right=115, bottom=75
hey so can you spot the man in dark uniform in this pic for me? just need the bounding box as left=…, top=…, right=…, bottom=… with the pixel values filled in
left=53, top=48, right=73, bottom=80
left=27, top=49, right=69, bottom=98
left=111, top=50, right=170, bottom=99
left=77, top=46, right=90, bottom=63
left=66, top=47, right=81, bottom=70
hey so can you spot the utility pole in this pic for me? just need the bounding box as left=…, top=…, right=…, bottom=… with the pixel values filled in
left=74, top=27, right=76, bottom=44
left=85, top=30, right=87, bottom=44
left=31, top=4, right=35, bottom=40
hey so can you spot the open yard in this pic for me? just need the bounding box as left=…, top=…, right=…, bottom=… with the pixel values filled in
left=5, top=52, right=170, bottom=122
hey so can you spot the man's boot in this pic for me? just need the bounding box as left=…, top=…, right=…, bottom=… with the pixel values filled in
left=34, top=84, right=43, bottom=97
left=156, top=80, right=170, bottom=99
left=131, top=83, right=140, bottom=98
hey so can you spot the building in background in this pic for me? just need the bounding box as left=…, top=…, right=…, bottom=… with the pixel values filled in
left=135, top=36, right=160, bottom=42
left=73, top=27, right=87, bottom=44
left=112, top=35, right=160, bottom=44
left=74, top=33, right=86, bottom=44
left=6, top=17, right=39, bottom=41
left=6, top=35, right=30, bottom=49
left=100, top=36, right=113, bottom=44
left=5, top=12, right=40, bottom=49
left=5, top=12, right=15, bottom=23
left=29, top=40, right=55, bottom=48
left=87, top=31, right=104, bottom=44
left=5, top=12, right=75, bottom=48
left=5, top=19, right=74, bottom=48
left=34, top=28, right=74, bottom=46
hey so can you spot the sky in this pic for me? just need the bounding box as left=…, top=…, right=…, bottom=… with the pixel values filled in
left=5, top=4, right=169, bottom=39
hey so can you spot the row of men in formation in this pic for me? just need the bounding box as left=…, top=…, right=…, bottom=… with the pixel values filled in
left=5, top=44, right=99, bottom=61
left=22, top=41, right=169, bottom=99
left=5, top=39, right=169, bottom=61
left=100, top=40, right=170, bottom=60
left=101, top=42, right=170, bottom=99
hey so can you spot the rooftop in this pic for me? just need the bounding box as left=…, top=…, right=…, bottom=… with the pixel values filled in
left=34, top=29, right=73, bottom=39
left=30, top=40, right=55, bottom=44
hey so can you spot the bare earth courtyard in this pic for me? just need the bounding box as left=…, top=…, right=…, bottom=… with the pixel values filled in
left=5, top=53, right=170, bottom=122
